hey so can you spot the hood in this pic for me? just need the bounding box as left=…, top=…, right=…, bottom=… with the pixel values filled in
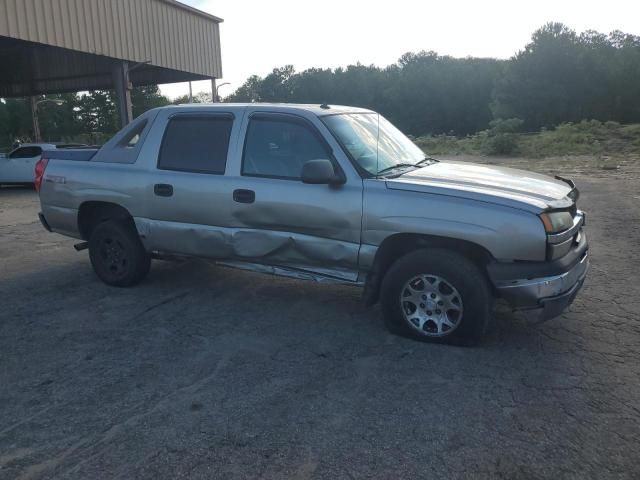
left=385, top=160, right=574, bottom=211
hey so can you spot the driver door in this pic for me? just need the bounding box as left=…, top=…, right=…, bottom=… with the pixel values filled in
left=228, top=112, right=363, bottom=280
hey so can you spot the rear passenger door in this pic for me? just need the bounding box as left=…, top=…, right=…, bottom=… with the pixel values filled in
left=142, top=112, right=239, bottom=257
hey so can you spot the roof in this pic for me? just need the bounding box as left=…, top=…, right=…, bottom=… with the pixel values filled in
left=168, top=103, right=376, bottom=116
left=0, top=0, right=222, bottom=97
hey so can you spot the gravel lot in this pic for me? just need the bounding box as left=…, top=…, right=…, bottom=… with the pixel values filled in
left=1, top=158, right=639, bottom=479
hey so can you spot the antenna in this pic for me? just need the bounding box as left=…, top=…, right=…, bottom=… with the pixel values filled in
left=375, top=113, right=380, bottom=178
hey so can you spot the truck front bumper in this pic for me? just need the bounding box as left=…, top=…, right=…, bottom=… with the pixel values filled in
left=488, top=234, right=589, bottom=322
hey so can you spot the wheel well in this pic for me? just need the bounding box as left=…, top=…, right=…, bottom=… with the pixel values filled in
left=77, top=201, right=134, bottom=240
left=363, top=233, right=495, bottom=305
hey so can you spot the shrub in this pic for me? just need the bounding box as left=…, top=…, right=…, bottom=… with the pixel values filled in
left=487, top=134, right=519, bottom=155
left=485, top=118, right=523, bottom=155
left=414, top=120, right=640, bottom=158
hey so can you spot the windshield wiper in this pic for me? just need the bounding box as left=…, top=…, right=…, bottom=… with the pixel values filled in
left=376, top=163, right=417, bottom=176
left=376, top=157, right=437, bottom=177
left=415, top=156, right=438, bottom=166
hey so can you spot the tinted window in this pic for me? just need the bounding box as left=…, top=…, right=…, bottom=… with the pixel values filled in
left=10, top=146, right=42, bottom=159
left=158, top=115, right=233, bottom=174
left=242, top=116, right=330, bottom=179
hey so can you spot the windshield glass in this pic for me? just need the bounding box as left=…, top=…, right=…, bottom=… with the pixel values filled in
left=322, top=113, right=425, bottom=176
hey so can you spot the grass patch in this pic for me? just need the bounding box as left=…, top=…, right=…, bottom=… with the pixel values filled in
left=415, top=120, right=640, bottom=158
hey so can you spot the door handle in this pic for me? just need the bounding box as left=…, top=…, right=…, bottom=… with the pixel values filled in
left=154, top=183, right=173, bottom=197
left=233, top=189, right=255, bottom=204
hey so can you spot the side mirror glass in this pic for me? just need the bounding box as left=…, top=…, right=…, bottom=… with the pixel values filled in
left=301, top=159, right=344, bottom=185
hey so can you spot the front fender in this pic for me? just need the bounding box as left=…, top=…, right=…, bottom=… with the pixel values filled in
left=361, top=181, right=547, bottom=266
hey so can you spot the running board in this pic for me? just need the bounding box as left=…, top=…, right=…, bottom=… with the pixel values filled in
left=215, top=260, right=363, bottom=286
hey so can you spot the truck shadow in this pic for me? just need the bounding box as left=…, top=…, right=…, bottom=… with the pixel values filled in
left=2, top=255, right=551, bottom=353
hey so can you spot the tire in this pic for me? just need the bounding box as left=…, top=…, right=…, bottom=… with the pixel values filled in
left=88, top=219, right=151, bottom=287
left=380, top=248, right=491, bottom=345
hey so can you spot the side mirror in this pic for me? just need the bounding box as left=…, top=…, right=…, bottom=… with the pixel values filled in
left=301, top=159, right=344, bottom=185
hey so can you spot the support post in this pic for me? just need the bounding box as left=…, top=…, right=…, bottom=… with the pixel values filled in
left=112, top=61, right=133, bottom=127
left=211, top=78, right=217, bottom=103
left=30, top=96, right=41, bottom=142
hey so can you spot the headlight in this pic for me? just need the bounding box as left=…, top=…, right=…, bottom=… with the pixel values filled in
left=539, top=211, right=574, bottom=233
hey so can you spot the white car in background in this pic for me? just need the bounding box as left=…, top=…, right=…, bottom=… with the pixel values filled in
left=0, top=144, right=86, bottom=185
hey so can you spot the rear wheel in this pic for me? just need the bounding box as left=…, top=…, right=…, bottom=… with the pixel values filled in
left=381, top=248, right=491, bottom=345
left=88, top=220, right=150, bottom=287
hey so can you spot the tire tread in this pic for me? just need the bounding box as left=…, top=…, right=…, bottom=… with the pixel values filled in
left=88, top=219, right=150, bottom=287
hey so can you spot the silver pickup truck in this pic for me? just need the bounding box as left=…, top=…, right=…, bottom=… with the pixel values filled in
left=36, top=104, right=588, bottom=344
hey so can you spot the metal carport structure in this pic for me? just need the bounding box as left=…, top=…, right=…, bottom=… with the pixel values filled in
left=0, top=0, right=223, bottom=126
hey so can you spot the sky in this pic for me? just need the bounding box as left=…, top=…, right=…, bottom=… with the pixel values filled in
left=160, top=0, right=640, bottom=99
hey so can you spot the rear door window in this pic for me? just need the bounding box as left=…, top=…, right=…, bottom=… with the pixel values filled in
left=158, top=115, right=233, bottom=174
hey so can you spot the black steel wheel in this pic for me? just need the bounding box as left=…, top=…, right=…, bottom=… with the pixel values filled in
left=88, top=220, right=150, bottom=287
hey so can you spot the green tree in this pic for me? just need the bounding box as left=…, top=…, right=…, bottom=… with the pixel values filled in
left=172, top=91, right=212, bottom=104
left=3, top=22, right=640, bottom=146
left=492, top=22, right=640, bottom=129
left=37, top=93, right=81, bottom=142
left=0, top=98, right=32, bottom=146
left=76, top=90, right=117, bottom=135
left=226, top=75, right=262, bottom=102
left=229, top=54, right=501, bottom=136
left=131, top=85, right=171, bottom=117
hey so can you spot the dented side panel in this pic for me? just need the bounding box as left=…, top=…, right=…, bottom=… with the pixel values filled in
left=226, top=175, right=363, bottom=267
left=135, top=217, right=361, bottom=281
left=137, top=106, right=365, bottom=274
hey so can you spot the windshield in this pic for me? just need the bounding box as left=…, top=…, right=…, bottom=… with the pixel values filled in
left=322, top=113, right=426, bottom=176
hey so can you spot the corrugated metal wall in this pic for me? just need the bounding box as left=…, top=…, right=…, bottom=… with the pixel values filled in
left=0, top=0, right=222, bottom=78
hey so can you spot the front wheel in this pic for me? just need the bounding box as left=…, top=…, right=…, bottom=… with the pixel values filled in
left=88, top=220, right=151, bottom=287
left=380, top=248, right=491, bottom=345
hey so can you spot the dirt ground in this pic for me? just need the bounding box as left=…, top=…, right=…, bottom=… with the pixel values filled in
left=1, top=156, right=639, bottom=479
